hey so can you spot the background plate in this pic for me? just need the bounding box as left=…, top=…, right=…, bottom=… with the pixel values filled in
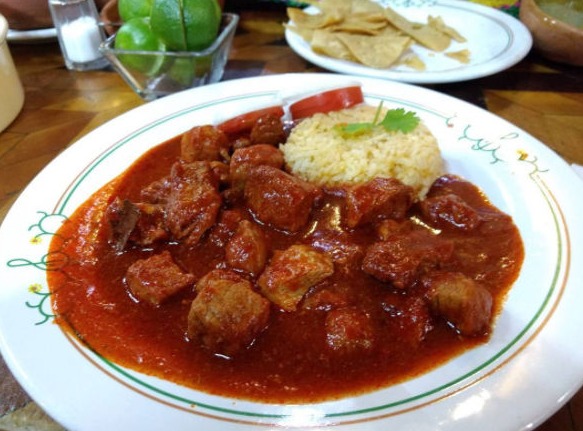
left=285, top=0, right=533, bottom=84
left=7, top=27, right=57, bottom=43
left=0, top=74, right=582, bottom=431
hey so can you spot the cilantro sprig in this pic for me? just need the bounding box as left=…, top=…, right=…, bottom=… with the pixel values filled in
left=334, top=103, right=420, bottom=137
left=380, top=108, right=420, bottom=133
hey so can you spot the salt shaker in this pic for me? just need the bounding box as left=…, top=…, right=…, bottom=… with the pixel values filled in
left=48, top=0, right=109, bottom=71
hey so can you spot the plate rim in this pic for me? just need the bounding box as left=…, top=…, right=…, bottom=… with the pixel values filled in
left=6, top=26, right=57, bottom=43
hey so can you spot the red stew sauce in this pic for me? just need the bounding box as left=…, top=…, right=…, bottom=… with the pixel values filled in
left=48, top=125, right=524, bottom=403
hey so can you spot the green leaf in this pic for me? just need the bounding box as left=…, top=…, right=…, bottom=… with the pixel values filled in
left=333, top=105, right=420, bottom=138
left=380, top=108, right=420, bottom=133
left=334, top=122, right=374, bottom=137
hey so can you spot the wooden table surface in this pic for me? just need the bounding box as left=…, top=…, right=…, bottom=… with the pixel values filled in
left=1, top=4, right=583, bottom=431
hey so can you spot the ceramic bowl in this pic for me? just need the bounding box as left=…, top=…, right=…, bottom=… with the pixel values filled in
left=519, top=0, right=583, bottom=66
left=100, top=13, right=238, bottom=100
left=0, top=14, right=25, bottom=133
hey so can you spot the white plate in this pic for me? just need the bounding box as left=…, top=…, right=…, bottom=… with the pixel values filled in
left=6, top=26, right=57, bottom=43
left=1, top=74, right=582, bottom=431
left=285, top=0, right=533, bottom=84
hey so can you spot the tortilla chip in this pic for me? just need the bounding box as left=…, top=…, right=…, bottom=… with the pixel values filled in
left=337, top=33, right=412, bottom=68
left=445, top=49, right=471, bottom=64
left=397, top=53, right=426, bottom=70
left=311, top=29, right=356, bottom=61
left=329, top=16, right=388, bottom=35
left=310, top=0, right=384, bottom=16
left=428, top=16, right=467, bottom=43
left=377, top=25, right=405, bottom=37
left=384, top=7, right=451, bottom=51
left=285, top=23, right=315, bottom=42
left=306, top=0, right=352, bottom=17
left=353, top=11, right=387, bottom=23
left=350, top=0, right=385, bottom=15
left=287, top=8, right=343, bottom=29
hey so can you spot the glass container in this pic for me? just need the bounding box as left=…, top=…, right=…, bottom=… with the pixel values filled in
left=100, top=13, right=239, bottom=100
left=48, top=0, right=109, bottom=71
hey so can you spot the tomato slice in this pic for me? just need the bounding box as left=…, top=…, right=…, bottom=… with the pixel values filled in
left=217, top=105, right=285, bottom=135
left=289, top=86, right=364, bottom=120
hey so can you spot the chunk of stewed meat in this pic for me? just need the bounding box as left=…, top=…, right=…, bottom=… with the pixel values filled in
left=301, top=286, right=350, bottom=312
left=344, top=177, right=414, bottom=228
left=249, top=113, right=287, bottom=146
left=226, top=220, right=268, bottom=276
left=375, top=218, right=414, bottom=241
left=325, top=307, right=375, bottom=354
left=107, top=199, right=168, bottom=251
left=229, top=144, right=285, bottom=191
left=380, top=294, right=433, bottom=348
left=165, top=161, right=221, bottom=245
left=187, top=270, right=270, bottom=356
left=107, top=198, right=140, bottom=251
left=307, top=229, right=364, bottom=273
left=232, top=136, right=252, bottom=151
left=207, top=209, right=246, bottom=248
left=131, top=202, right=168, bottom=245
left=420, top=193, right=481, bottom=231
left=125, top=250, right=195, bottom=305
left=140, top=175, right=172, bottom=204
left=425, top=272, right=493, bottom=336
left=258, top=245, right=334, bottom=311
left=362, top=229, right=454, bottom=289
left=180, top=125, right=230, bottom=162
left=427, top=174, right=476, bottom=199
left=244, top=165, right=320, bottom=232
left=194, top=268, right=248, bottom=293
left=209, top=161, right=230, bottom=185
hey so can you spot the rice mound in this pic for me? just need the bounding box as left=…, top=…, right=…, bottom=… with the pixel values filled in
left=281, top=105, right=443, bottom=199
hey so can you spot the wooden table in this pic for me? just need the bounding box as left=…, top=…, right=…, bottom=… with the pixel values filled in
left=1, top=5, right=583, bottom=431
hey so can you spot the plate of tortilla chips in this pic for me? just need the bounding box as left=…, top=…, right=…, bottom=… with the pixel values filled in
left=284, top=0, right=532, bottom=84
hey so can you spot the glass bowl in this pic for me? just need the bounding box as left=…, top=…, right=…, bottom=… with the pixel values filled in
left=100, top=13, right=239, bottom=100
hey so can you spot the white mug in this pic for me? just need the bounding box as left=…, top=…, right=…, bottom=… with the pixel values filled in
left=0, top=13, right=25, bottom=133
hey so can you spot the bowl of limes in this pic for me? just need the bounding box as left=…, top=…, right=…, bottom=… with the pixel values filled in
left=100, top=0, right=238, bottom=100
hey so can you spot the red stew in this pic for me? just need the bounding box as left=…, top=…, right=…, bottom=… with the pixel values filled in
left=48, top=116, right=524, bottom=403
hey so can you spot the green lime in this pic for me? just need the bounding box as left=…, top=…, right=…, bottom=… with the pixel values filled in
left=150, top=0, right=221, bottom=51
left=118, top=0, right=153, bottom=22
left=168, top=57, right=196, bottom=87
left=166, top=55, right=212, bottom=87
left=183, top=0, right=221, bottom=50
left=114, top=17, right=167, bottom=75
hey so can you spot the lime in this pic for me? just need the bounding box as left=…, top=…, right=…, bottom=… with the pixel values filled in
left=118, top=0, right=153, bottom=22
left=150, top=0, right=221, bottom=51
left=114, top=17, right=167, bottom=75
left=183, top=0, right=221, bottom=50
left=166, top=54, right=212, bottom=87
left=168, top=57, right=196, bottom=87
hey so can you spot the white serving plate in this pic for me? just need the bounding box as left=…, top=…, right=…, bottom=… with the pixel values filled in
left=0, top=73, right=582, bottom=431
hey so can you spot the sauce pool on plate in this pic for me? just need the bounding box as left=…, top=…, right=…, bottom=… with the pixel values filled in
left=47, top=96, right=524, bottom=403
